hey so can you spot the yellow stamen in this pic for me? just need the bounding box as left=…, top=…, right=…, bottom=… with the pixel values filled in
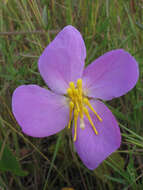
left=68, top=101, right=74, bottom=129
left=83, top=107, right=98, bottom=135
left=73, top=89, right=79, bottom=111
left=73, top=89, right=79, bottom=97
left=77, top=80, right=83, bottom=118
left=73, top=109, right=79, bottom=141
left=84, top=98, right=102, bottom=122
left=77, top=79, right=82, bottom=96
left=69, top=82, right=75, bottom=90
left=67, top=88, right=73, bottom=99
left=78, top=96, right=83, bottom=118
left=67, top=79, right=102, bottom=142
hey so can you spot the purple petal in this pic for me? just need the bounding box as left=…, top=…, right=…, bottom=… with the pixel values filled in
left=73, top=100, right=121, bottom=170
left=38, top=25, right=86, bottom=94
left=83, top=49, right=139, bottom=100
left=12, top=85, right=69, bottom=137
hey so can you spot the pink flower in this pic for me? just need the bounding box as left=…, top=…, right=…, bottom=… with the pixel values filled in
left=12, top=25, right=139, bottom=170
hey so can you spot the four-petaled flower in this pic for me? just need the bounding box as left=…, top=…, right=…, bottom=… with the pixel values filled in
left=12, top=25, right=139, bottom=170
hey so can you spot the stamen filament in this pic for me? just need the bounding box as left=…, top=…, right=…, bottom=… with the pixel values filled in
left=84, top=98, right=102, bottom=122
left=68, top=101, right=74, bottom=129
left=73, top=109, right=79, bottom=141
left=83, top=107, right=98, bottom=135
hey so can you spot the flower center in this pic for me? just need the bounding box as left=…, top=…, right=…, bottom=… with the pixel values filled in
left=67, top=78, right=102, bottom=141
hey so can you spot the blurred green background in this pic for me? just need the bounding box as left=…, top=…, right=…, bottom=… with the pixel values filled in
left=0, top=0, right=143, bottom=189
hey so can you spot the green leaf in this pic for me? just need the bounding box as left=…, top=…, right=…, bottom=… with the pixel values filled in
left=42, top=6, right=48, bottom=27
left=94, top=152, right=125, bottom=180
left=0, top=141, right=28, bottom=176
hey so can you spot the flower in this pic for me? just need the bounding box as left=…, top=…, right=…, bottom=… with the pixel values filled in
left=12, top=25, right=139, bottom=170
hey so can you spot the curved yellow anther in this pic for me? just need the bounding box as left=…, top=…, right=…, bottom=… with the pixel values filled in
left=69, top=82, right=75, bottom=90
left=67, top=88, right=73, bottom=98
left=77, top=78, right=82, bottom=89
left=68, top=101, right=74, bottom=129
left=77, top=78, right=82, bottom=95
left=73, top=109, right=79, bottom=141
left=83, top=107, right=98, bottom=135
left=83, top=98, right=102, bottom=122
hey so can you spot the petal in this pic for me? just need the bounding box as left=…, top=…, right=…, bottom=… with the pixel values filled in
left=73, top=100, right=121, bottom=170
left=12, top=85, right=69, bottom=137
left=38, top=25, right=86, bottom=94
left=83, top=49, right=139, bottom=100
